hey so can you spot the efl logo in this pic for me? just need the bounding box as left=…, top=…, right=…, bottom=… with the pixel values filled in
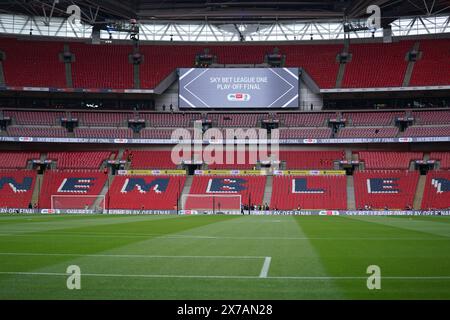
left=227, top=93, right=251, bottom=102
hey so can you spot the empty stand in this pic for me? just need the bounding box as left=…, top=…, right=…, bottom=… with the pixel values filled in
left=0, top=38, right=66, bottom=87
left=279, top=150, right=344, bottom=169
left=74, top=127, right=133, bottom=139
left=70, top=43, right=134, bottom=89
left=7, top=126, right=68, bottom=137
left=0, top=152, right=40, bottom=169
left=344, top=112, right=405, bottom=126
left=336, top=127, right=399, bottom=138
left=124, top=150, right=189, bottom=169
left=343, top=41, right=412, bottom=88
left=401, top=126, right=450, bottom=137
left=429, top=152, right=450, bottom=170
left=39, top=170, right=108, bottom=209
left=412, top=110, right=450, bottom=125
left=279, top=128, right=332, bottom=139
left=410, top=39, right=450, bottom=86
left=72, top=112, right=133, bottom=127
left=186, top=175, right=266, bottom=209
left=3, top=111, right=65, bottom=125
left=358, top=151, right=423, bottom=170
left=107, top=175, right=186, bottom=210
left=0, top=170, right=36, bottom=208
left=354, top=170, right=419, bottom=209
left=271, top=175, right=347, bottom=210
left=421, top=171, right=450, bottom=209
left=47, top=151, right=113, bottom=169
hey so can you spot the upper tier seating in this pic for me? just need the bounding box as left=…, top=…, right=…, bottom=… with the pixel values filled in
left=47, top=151, right=113, bottom=169
left=412, top=110, right=450, bottom=125
left=270, top=175, right=347, bottom=210
left=357, top=151, right=423, bottom=169
left=0, top=170, right=36, bottom=208
left=343, top=112, right=405, bottom=126
left=279, top=150, right=344, bottom=169
left=0, top=38, right=66, bottom=87
left=0, top=152, right=40, bottom=169
left=70, top=43, right=134, bottom=89
left=39, top=170, right=108, bottom=209
left=410, top=39, right=450, bottom=86
left=336, top=127, right=399, bottom=138
left=353, top=170, right=419, bottom=209
left=73, top=127, right=133, bottom=139
left=342, top=41, right=412, bottom=88
left=401, top=126, right=450, bottom=137
left=1, top=38, right=449, bottom=89
left=3, top=111, right=65, bottom=125
left=421, top=171, right=450, bottom=209
left=186, top=175, right=266, bottom=209
left=7, top=126, right=68, bottom=137
left=429, top=152, right=450, bottom=170
left=107, top=175, right=186, bottom=210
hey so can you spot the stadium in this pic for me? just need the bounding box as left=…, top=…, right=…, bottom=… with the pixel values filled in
left=0, top=0, right=449, bottom=302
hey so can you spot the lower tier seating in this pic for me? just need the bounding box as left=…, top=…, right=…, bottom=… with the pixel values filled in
left=107, top=175, right=186, bottom=210
left=0, top=152, right=40, bottom=169
left=39, top=171, right=108, bottom=209
left=186, top=175, right=266, bottom=210
left=270, top=175, right=347, bottom=210
left=0, top=170, right=36, bottom=208
left=353, top=170, right=419, bottom=210
left=47, top=151, right=114, bottom=169
left=421, top=171, right=450, bottom=209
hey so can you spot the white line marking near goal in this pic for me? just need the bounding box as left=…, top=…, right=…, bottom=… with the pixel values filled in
left=0, top=272, right=449, bottom=281
left=1, top=232, right=448, bottom=241
left=259, top=257, right=272, bottom=278
left=0, top=252, right=264, bottom=259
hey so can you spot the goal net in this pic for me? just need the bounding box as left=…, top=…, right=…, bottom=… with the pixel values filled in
left=182, top=194, right=242, bottom=214
left=51, top=195, right=106, bottom=212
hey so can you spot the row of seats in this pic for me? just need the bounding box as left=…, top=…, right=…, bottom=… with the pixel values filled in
left=8, top=125, right=449, bottom=139
left=2, top=170, right=448, bottom=210
left=2, top=38, right=449, bottom=89
left=358, top=151, right=423, bottom=169
left=2, top=110, right=449, bottom=127
left=4, top=150, right=449, bottom=170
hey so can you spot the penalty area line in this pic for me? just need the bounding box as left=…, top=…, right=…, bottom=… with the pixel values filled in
left=259, top=257, right=272, bottom=278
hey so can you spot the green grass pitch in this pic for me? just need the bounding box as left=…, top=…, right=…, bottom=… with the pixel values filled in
left=0, top=214, right=449, bottom=299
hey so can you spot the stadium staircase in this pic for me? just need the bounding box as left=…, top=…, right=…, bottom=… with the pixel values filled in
left=346, top=175, right=356, bottom=210
left=93, top=174, right=115, bottom=211
left=262, top=175, right=273, bottom=207
left=403, top=42, right=421, bottom=87
left=63, top=44, right=73, bottom=88
left=413, top=175, right=427, bottom=210
left=180, top=175, right=194, bottom=210
left=0, top=57, right=5, bottom=86
left=31, top=174, right=43, bottom=207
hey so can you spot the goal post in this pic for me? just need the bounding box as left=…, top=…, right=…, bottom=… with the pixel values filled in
left=51, top=195, right=106, bottom=212
left=182, top=194, right=242, bottom=214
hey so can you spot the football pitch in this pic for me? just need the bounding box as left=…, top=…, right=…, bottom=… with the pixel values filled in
left=0, top=214, right=449, bottom=299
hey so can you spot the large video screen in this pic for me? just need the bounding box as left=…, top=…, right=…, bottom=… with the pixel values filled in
left=178, top=68, right=299, bottom=109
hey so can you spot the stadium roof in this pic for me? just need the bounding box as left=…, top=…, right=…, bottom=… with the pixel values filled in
left=1, top=0, right=449, bottom=24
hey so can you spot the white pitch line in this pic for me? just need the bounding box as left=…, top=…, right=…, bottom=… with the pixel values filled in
left=0, top=252, right=264, bottom=259
left=259, top=257, right=272, bottom=278
left=0, top=272, right=449, bottom=281
left=0, top=232, right=448, bottom=241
